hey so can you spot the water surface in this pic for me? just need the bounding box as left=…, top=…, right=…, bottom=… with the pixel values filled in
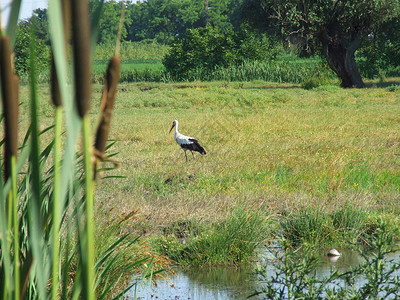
left=127, top=248, right=400, bottom=299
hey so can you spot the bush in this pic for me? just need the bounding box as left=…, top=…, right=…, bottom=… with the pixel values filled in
left=163, top=25, right=234, bottom=80
left=163, top=24, right=282, bottom=81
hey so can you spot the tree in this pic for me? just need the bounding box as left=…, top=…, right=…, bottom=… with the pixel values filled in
left=357, top=18, right=400, bottom=78
left=29, top=8, right=50, bottom=44
left=90, top=0, right=131, bottom=45
left=14, top=22, right=50, bottom=74
left=163, top=25, right=235, bottom=79
left=255, top=0, right=400, bottom=88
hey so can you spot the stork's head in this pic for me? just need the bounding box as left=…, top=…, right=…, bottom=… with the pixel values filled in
left=169, top=120, right=178, bottom=133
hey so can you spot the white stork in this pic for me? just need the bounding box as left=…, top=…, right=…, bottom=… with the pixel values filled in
left=169, top=120, right=206, bottom=161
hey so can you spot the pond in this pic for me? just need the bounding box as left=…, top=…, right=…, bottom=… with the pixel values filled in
left=126, top=247, right=400, bottom=300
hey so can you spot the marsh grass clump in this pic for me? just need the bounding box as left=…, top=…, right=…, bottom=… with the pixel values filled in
left=279, top=206, right=400, bottom=249
left=279, top=207, right=329, bottom=247
left=154, top=206, right=270, bottom=266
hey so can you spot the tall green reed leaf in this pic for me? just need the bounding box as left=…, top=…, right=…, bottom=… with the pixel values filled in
left=27, top=31, right=48, bottom=300
left=5, top=0, right=21, bottom=48
left=48, top=0, right=81, bottom=205
left=49, top=1, right=71, bottom=298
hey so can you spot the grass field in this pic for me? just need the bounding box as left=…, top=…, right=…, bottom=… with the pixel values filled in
left=20, top=79, right=400, bottom=265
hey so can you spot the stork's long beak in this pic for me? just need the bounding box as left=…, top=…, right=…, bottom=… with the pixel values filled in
left=169, top=124, right=175, bottom=134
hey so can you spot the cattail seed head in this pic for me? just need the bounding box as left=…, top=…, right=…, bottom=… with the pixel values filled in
left=0, top=35, right=19, bottom=179
left=94, top=56, right=121, bottom=155
left=50, top=59, right=63, bottom=107
left=50, top=0, right=72, bottom=108
left=71, top=0, right=91, bottom=118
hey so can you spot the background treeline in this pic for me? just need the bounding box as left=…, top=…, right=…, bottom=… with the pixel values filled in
left=15, top=0, right=400, bottom=83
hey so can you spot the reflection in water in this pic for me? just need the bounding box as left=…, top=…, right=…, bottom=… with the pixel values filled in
left=130, top=265, right=259, bottom=300
left=127, top=248, right=400, bottom=300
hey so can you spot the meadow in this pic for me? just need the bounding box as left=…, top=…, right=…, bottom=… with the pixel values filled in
left=31, top=78, right=400, bottom=265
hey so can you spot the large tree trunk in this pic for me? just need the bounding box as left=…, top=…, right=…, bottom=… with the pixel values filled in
left=320, top=33, right=365, bottom=88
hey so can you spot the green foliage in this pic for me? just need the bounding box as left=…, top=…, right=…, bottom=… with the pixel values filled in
left=255, top=0, right=400, bottom=86
left=233, top=24, right=282, bottom=61
left=163, top=25, right=236, bottom=80
left=357, top=18, right=400, bottom=79
left=90, top=0, right=131, bottom=45
left=163, top=58, right=334, bottom=83
left=260, top=0, right=400, bottom=46
left=95, top=41, right=169, bottom=60
left=14, top=22, right=50, bottom=75
left=126, top=0, right=243, bottom=43
left=163, top=25, right=283, bottom=81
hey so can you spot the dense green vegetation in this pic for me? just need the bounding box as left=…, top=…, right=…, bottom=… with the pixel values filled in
left=15, top=0, right=400, bottom=85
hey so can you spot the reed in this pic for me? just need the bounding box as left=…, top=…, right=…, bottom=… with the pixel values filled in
left=0, top=0, right=147, bottom=298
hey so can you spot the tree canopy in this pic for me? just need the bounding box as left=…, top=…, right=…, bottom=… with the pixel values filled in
left=255, top=0, right=400, bottom=87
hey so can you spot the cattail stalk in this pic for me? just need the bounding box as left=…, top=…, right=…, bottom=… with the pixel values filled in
left=71, top=0, right=94, bottom=298
left=0, top=34, right=19, bottom=300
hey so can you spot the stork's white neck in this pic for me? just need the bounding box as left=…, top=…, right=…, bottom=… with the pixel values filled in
left=174, top=121, right=179, bottom=136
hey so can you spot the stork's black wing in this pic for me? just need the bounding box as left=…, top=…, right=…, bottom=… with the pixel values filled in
left=181, top=138, right=206, bottom=155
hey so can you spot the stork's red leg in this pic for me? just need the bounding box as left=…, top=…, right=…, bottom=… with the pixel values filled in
left=191, top=150, right=196, bottom=159
left=185, top=151, right=188, bottom=162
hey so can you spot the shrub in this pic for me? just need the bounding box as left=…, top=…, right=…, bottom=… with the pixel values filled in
left=163, top=24, right=282, bottom=81
left=163, top=25, right=235, bottom=80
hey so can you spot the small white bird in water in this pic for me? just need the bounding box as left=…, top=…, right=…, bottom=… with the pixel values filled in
left=327, top=249, right=341, bottom=257
left=169, top=120, right=206, bottom=162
